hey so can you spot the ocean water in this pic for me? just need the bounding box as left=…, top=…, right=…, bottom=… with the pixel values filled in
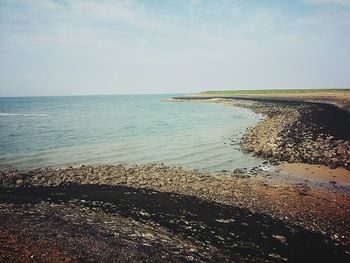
left=0, top=95, right=263, bottom=172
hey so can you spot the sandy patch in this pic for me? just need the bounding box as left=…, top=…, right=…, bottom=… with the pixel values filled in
left=279, top=162, right=350, bottom=184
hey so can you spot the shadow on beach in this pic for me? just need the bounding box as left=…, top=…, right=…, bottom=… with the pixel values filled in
left=1, top=184, right=349, bottom=262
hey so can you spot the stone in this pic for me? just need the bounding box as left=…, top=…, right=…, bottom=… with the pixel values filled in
left=334, top=140, right=344, bottom=146
left=312, top=151, right=320, bottom=158
left=323, top=151, right=332, bottom=158
left=216, top=218, right=235, bottom=223
left=337, top=144, right=348, bottom=155
left=331, top=158, right=338, bottom=163
left=15, top=179, right=24, bottom=186
left=272, top=235, right=287, bottom=244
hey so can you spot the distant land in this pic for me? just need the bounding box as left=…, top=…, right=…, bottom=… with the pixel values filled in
left=198, top=88, right=350, bottom=96
left=184, top=88, right=350, bottom=112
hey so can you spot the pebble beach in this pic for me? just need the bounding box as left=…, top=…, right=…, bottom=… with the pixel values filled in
left=1, top=95, right=350, bottom=262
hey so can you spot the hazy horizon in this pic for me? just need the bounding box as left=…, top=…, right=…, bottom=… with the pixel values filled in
left=1, top=0, right=350, bottom=97
left=1, top=87, right=350, bottom=98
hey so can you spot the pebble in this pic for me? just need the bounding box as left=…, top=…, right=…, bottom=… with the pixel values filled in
left=272, top=235, right=287, bottom=244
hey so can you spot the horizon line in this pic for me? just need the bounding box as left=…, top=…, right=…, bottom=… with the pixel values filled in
left=1, top=87, right=349, bottom=98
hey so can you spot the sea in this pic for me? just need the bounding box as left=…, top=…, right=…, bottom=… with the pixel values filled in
left=0, top=94, right=263, bottom=172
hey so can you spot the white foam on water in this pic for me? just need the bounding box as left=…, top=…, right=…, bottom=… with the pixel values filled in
left=0, top=113, right=47, bottom=116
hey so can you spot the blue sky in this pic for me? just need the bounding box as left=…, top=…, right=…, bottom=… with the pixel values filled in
left=0, top=0, right=349, bottom=96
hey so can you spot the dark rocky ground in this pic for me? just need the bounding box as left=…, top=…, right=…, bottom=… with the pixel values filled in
left=1, top=184, right=349, bottom=263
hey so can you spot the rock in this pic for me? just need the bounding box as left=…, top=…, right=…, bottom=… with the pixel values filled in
left=268, top=253, right=287, bottom=261
left=312, top=151, right=320, bottom=158
left=331, top=158, right=339, bottom=163
left=334, top=140, right=344, bottom=146
left=337, top=144, right=348, bottom=155
left=324, top=139, right=331, bottom=144
left=15, top=179, right=24, bottom=186
left=216, top=218, right=235, bottom=223
left=272, top=235, right=287, bottom=244
left=323, top=150, right=332, bottom=158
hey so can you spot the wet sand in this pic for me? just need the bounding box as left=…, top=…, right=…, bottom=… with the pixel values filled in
left=279, top=162, right=350, bottom=185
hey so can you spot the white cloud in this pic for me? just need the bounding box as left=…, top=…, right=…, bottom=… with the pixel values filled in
left=302, top=0, right=350, bottom=7
left=0, top=0, right=349, bottom=96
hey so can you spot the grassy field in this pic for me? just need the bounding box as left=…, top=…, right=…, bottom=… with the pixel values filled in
left=199, top=88, right=350, bottom=96
left=194, top=88, right=350, bottom=111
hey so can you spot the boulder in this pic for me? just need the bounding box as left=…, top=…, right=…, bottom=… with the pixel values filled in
left=337, top=144, right=348, bottom=155
left=15, top=178, right=24, bottom=186
left=323, top=151, right=332, bottom=158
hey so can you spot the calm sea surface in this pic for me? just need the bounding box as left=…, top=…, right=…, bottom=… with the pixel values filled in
left=0, top=95, right=263, bottom=172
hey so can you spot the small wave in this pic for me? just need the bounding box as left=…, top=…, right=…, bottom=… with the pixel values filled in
left=0, top=113, right=47, bottom=116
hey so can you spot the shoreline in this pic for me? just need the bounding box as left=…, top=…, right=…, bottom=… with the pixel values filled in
left=171, top=96, right=350, bottom=171
left=1, top=94, right=350, bottom=261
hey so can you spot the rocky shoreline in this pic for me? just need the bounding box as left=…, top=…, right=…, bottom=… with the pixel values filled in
left=241, top=101, right=350, bottom=170
left=1, top=164, right=350, bottom=262
left=1, top=96, right=350, bottom=262
left=172, top=97, right=350, bottom=170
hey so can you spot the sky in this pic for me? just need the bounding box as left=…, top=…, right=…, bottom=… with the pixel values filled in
left=0, top=0, right=350, bottom=96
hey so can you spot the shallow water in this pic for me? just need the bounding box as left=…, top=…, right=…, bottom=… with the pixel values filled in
left=0, top=94, right=262, bottom=172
